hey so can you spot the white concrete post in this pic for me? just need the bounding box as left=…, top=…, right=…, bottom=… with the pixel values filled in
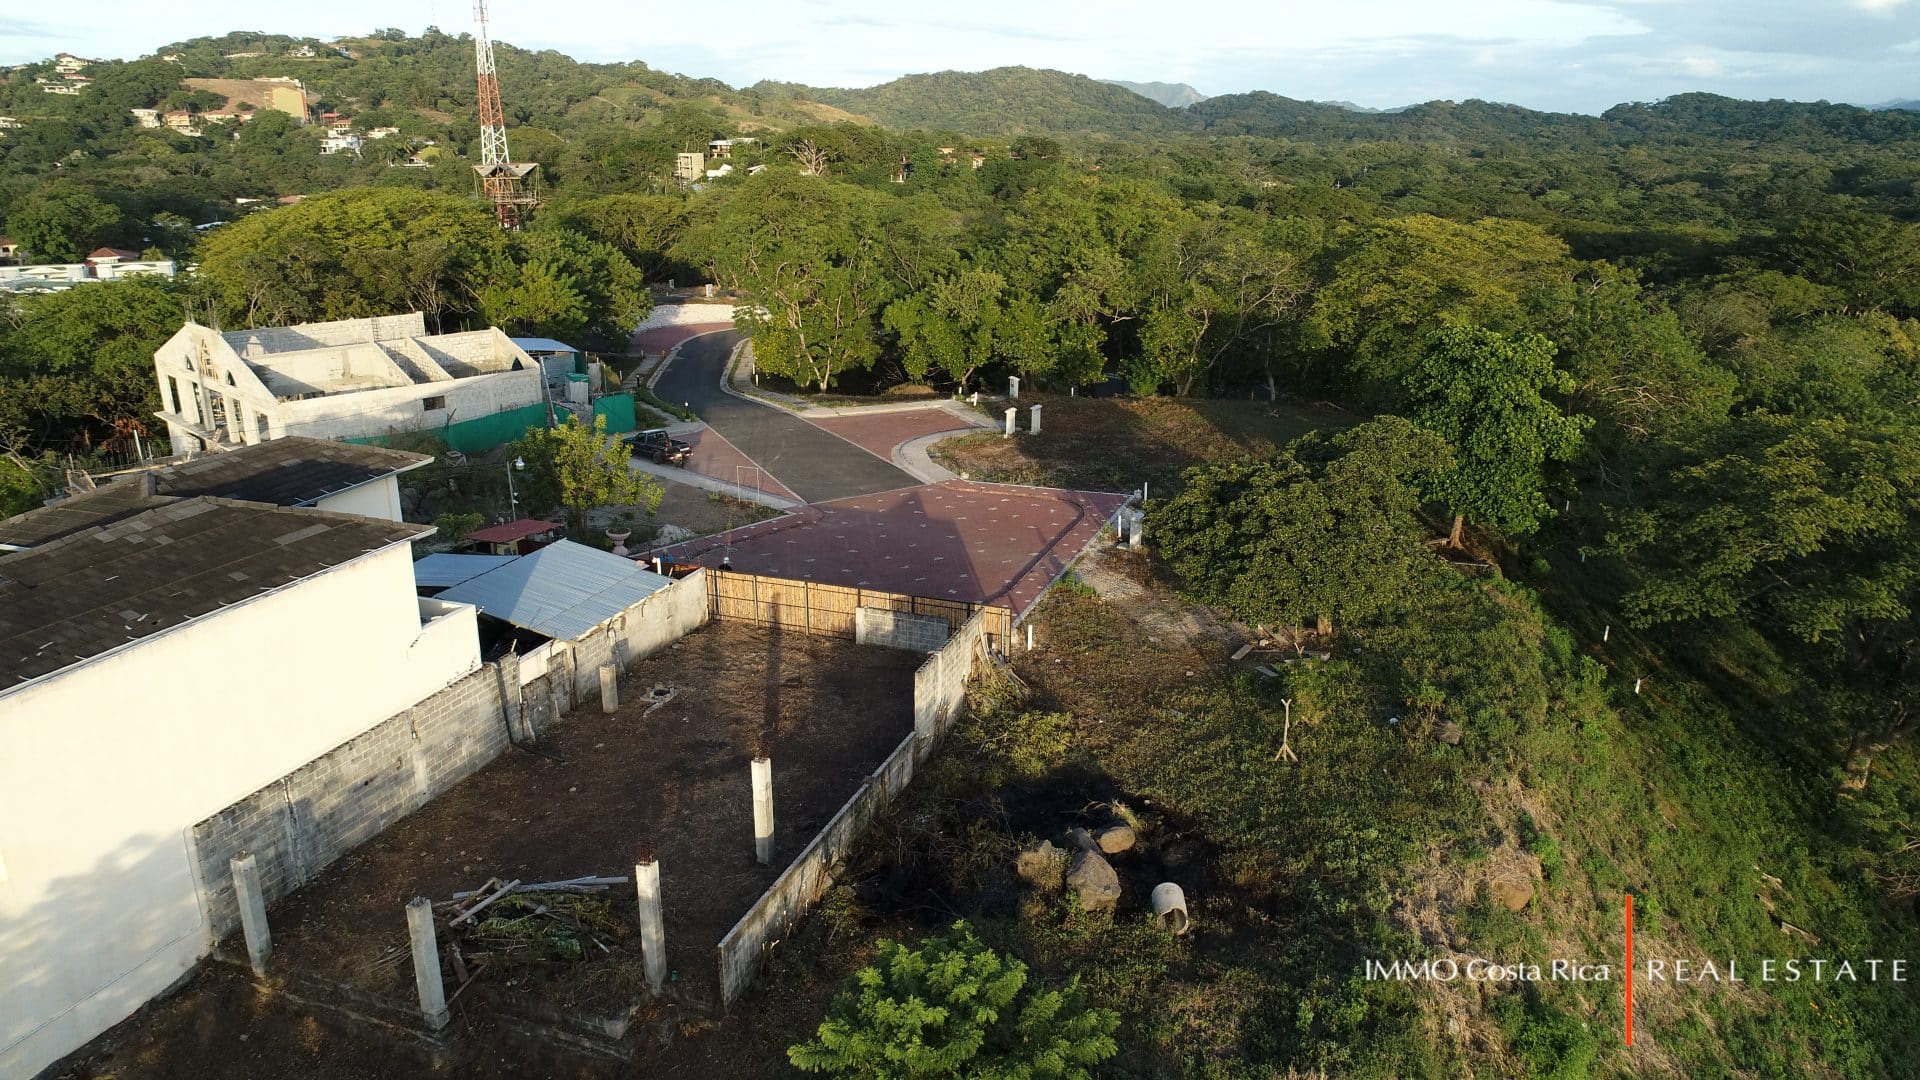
left=751, top=756, right=775, bottom=865
left=406, top=897, right=450, bottom=1030
left=599, top=664, right=619, bottom=714
left=1128, top=510, right=1144, bottom=549
left=969, top=391, right=979, bottom=407
left=1029, top=404, right=1042, bottom=434
left=1008, top=376, right=1020, bottom=400
left=1003, top=407, right=1017, bottom=438
left=1025, top=624, right=1034, bottom=652
left=231, top=853, right=271, bottom=977
left=635, top=858, right=667, bottom=993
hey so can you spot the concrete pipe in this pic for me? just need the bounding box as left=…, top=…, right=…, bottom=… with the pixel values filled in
left=1152, top=882, right=1190, bottom=936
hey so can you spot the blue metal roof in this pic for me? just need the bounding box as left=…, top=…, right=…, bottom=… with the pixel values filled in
left=413, top=553, right=519, bottom=589
left=433, top=540, right=673, bottom=641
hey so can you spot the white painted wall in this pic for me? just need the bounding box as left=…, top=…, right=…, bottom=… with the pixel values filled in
left=0, top=543, right=480, bottom=1078
left=315, top=475, right=402, bottom=521
left=272, top=368, right=542, bottom=442
left=634, top=303, right=738, bottom=331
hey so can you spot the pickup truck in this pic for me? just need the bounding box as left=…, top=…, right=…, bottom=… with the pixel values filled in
left=631, top=428, right=693, bottom=466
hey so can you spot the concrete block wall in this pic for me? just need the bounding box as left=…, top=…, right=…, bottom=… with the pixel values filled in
left=717, top=731, right=916, bottom=1007
left=569, top=570, right=709, bottom=702
left=854, top=607, right=952, bottom=652
left=190, top=578, right=708, bottom=947
left=912, top=607, right=989, bottom=755
left=191, top=651, right=522, bottom=942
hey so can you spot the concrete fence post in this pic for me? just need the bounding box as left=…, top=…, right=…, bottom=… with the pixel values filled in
left=1029, top=403, right=1042, bottom=434
left=231, top=852, right=272, bottom=977
left=635, top=858, right=667, bottom=993
left=406, top=897, right=450, bottom=1030
left=1003, top=407, right=1016, bottom=438
left=1008, top=375, right=1020, bottom=400
left=751, top=756, right=775, bottom=865
left=1128, top=510, right=1144, bottom=549
left=599, top=663, right=619, bottom=714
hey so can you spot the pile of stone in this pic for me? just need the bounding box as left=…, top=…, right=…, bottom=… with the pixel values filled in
left=1016, top=816, right=1137, bottom=914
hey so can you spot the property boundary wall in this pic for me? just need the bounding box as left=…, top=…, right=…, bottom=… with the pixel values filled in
left=189, top=570, right=710, bottom=944
left=706, top=568, right=1010, bottom=650
left=713, top=606, right=990, bottom=1007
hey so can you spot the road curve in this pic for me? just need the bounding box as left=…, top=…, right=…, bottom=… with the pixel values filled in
left=650, top=332, right=920, bottom=504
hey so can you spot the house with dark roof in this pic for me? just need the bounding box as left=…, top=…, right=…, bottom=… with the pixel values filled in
left=0, top=437, right=429, bottom=550
left=0, top=496, right=482, bottom=1078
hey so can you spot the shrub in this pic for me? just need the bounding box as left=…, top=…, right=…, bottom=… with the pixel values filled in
left=789, top=921, right=1119, bottom=1078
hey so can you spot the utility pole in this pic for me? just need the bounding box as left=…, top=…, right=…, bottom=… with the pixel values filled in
left=472, top=0, right=538, bottom=228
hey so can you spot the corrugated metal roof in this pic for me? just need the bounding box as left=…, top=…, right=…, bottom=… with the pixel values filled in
left=413, top=553, right=519, bottom=589
left=509, top=337, right=580, bottom=355
left=434, top=540, right=672, bottom=641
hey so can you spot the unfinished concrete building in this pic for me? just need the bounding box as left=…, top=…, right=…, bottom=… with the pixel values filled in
left=153, top=313, right=551, bottom=454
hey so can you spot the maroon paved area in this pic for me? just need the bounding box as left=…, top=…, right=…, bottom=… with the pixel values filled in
left=657, top=480, right=1130, bottom=616
left=631, top=322, right=734, bottom=357
left=807, top=407, right=982, bottom=461
left=680, top=427, right=801, bottom=502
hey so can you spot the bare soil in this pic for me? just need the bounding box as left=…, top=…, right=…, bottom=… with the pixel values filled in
left=933, top=394, right=1353, bottom=496
left=263, top=621, right=919, bottom=1019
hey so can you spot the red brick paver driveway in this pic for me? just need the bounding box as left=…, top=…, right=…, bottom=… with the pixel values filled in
left=658, top=480, right=1130, bottom=617
left=806, top=407, right=982, bottom=463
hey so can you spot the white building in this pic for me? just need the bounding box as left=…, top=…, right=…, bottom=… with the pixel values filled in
left=153, top=313, right=548, bottom=453
left=0, top=258, right=176, bottom=294
left=0, top=490, right=481, bottom=1078
left=319, top=132, right=361, bottom=156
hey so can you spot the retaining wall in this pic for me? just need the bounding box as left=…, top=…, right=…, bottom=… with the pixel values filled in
left=714, top=606, right=989, bottom=1007
left=854, top=606, right=952, bottom=652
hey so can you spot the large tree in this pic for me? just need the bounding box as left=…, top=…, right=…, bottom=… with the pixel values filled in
left=1403, top=325, right=1591, bottom=547
left=6, top=182, right=125, bottom=263
left=680, top=170, right=900, bottom=393
left=0, top=276, right=190, bottom=449
left=1152, top=417, right=1450, bottom=635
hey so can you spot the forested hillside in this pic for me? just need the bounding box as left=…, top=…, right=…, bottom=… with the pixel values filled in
left=5, top=29, right=1920, bottom=1077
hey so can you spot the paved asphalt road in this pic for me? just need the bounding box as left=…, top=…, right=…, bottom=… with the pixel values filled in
left=652, top=331, right=919, bottom=503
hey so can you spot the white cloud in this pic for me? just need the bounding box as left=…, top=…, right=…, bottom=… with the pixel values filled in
left=1856, top=0, right=1909, bottom=12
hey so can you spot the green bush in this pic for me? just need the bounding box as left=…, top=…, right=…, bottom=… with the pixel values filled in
left=1493, top=991, right=1598, bottom=1080
left=789, top=921, right=1119, bottom=1078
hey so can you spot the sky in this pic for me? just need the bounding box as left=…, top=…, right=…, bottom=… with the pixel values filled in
left=4, top=0, right=1917, bottom=114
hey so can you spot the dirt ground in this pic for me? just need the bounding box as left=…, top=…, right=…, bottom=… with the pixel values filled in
left=933, top=393, right=1354, bottom=497
left=585, top=481, right=778, bottom=543
left=260, top=621, right=918, bottom=1023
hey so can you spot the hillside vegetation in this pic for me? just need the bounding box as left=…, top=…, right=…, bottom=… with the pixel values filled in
left=5, top=29, right=1920, bottom=1077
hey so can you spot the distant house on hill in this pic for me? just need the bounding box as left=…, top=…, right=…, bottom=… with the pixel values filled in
left=0, top=236, right=18, bottom=261
left=52, top=52, right=96, bottom=74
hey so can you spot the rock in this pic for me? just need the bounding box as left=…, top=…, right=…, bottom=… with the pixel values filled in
left=1491, top=874, right=1534, bottom=912
left=654, top=523, right=695, bottom=546
left=1093, top=825, right=1137, bottom=854
left=1433, top=721, right=1463, bottom=746
left=1066, top=849, right=1122, bottom=912
left=1016, top=841, right=1067, bottom=890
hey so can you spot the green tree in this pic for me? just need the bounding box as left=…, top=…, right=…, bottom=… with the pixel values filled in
left=682, top=171, right=898, bottom=392
left=1302, top=215, right=1571, bottom=396
left=1152, top=418, right=1450, bottom=635
left=789, top=921, right=1119, bottom=1079
left=1403, top=325, right=1591, bottom=547
left=7, top=182, right=125, bottom=262
left=0, top=276, right=188, bottom=448
left=508, top=414, right=662, bottom=537
left=1609, top=413, right=1920, bottom=645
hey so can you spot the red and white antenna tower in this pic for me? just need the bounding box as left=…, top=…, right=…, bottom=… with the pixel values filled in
left=472, top=0, right=537, bottom=228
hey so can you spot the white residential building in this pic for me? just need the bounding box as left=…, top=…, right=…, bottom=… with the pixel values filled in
left=0, top=492, right=481, bottom=1078
left=319, top=132, right=361, bottom=155
left=153, top=313, right=548, bottom=452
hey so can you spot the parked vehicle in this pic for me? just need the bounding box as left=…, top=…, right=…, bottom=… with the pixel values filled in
left=631, top=428, right=692, bottom=466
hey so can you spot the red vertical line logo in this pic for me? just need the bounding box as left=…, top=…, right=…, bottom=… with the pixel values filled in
left=1624, top=894, right=1635, bottom=1047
